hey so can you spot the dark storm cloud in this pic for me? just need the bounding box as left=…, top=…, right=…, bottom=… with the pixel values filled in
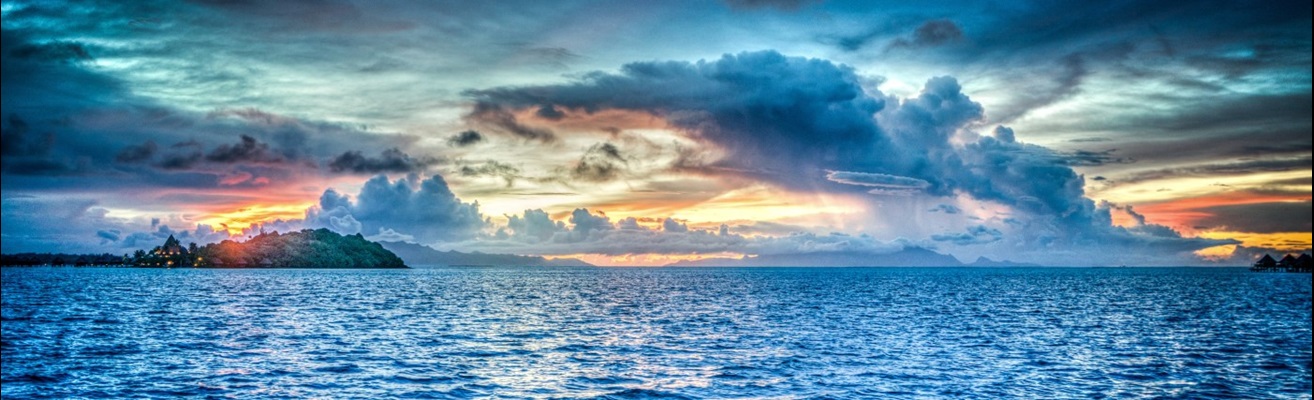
left=827, top=1, right=1309, bottom=128
left=204, top=134, right=282, bottom=164
left=0, top=116, right=53, bottom=157
left=114, top=140, right=157, bottom=163
left=888, top=19, right=964, bottom=49
left=468, top=51, right=1235, bottom=255
left=447, top=130, right=484, bottom=147
left=192, top=0, right=415, bottom=33
left=8, top=40, right=93, bottom=63
left=1194, top=201, right=1313, bottom=233
left=1055, top=148, right=1134, bottom=167
left=0, top=115, right=80, bottom=176
left=327, top=148, right=438, bottom=174
left=724, top=0, right=819, bottom=11
left=157, top=141, right=204, bottom=170
left=467, top=51, right=888, bottom=185
left=1112, top=156, right=1312, bottom=186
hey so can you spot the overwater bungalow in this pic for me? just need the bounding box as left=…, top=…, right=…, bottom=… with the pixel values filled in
left=1252, top=253, right=1312, bottom=272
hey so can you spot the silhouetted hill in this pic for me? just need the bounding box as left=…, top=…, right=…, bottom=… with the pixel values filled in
left=379, top=241, right=593, bottom=267
left=665, top=247, right=963, bottom=267
left=968, top=257, right=1039, bottom=267
left=198, top=229, right=407, bottom=268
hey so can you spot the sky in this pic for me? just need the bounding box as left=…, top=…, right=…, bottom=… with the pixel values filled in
left=1, top=0, right=1310, bottom=266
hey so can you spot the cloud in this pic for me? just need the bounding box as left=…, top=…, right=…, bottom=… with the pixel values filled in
left=931, top=225, right=1003, bottom=245
left=1055, top=148, right=1134, bottom=166
left=0, top=195, right=229, bottom=254
left=826, top=170, right=931, bottom=195
left=569, top=142, right=628, bottom=182
left=0, top=115, right=52, bottom=157
left=928, top=204, right=961, bottom=214
left=447, top=130, right=485, bottom=147
left=988, top=54, right=1089, bottom=123
left=8, top=40, right=94, bottom=63
left=327, top=148, right=438, bottom=174
left=724, top=0, right=819, bottom=11
left=367, top=227, right=415, bottom=243
left=204, top=134, right=283, bottom=164
left=662, top=217, right=689, bottom=232
left=467, top=51, right=889, bottom=188
left=0, top=115, right=76, bottom=175
left=464, top=102, right=556, bottom=142
left=114, top=140, right=157, bottom=163
left=306, top=174, right=486, bottom=243
left=1193, top=201, right=1313, bottom=233
left=888, top=20, right=965, bottom=49
left=459, top=160, right=522, bottom=187
left=466, top=207, right=915, bottom=258
left=466, top=51, right=1236, bottom=260
left=96, top=229, right=121, bottom=242
left=1109, top=155, right=1312, bottom=186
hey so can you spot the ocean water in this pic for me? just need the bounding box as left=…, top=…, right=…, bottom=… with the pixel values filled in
left=2, top=267, right=1310, bottom=399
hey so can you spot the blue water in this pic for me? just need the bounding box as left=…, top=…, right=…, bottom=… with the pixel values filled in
left=2, top=267, right=1310, bottom=399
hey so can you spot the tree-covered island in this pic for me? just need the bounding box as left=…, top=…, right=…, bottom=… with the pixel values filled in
left=133, top=228, right=406, bottom=268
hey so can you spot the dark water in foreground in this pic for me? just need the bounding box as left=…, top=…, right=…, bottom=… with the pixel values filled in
left=2, top=267, right=1310, bottom=399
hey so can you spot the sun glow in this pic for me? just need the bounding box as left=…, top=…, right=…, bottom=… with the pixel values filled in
left=196, top=203, right=315, bottom=235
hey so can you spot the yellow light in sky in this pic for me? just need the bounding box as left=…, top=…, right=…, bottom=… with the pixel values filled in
left=1197, top=231, right=1312, bottom=252
left=1091, top=170, right=1309, bottom=204
left=652, top=185, right=864, bottom=225
left=196, top=203, right=315, bottom=235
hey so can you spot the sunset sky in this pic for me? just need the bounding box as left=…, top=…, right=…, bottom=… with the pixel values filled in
left=2, top=0, right=1309, bottom=266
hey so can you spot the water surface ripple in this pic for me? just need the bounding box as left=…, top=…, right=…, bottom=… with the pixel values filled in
left=2, top=267, right=1310, bottom=398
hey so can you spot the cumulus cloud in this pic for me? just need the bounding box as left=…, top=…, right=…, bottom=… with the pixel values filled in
left=306, top=174, right=486, bottom=243
left=464, top=207, right=913, bottom=258
left=466, top=50, right=1235, bottom=261
left=662, top=217, right=689, bottom=232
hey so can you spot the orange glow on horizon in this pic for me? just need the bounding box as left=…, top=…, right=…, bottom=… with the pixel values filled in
left=195, top=202, right=315, bottom=235
left=1116, top=191, right=1310, bottom=235
left=550, top=252, right=746, bottom=267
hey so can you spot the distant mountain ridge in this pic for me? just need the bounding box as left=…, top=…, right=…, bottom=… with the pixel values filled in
left=968, top=257, right=1039, bottom=267
left=665, top=247, right=966, bottom=267
left=379, top=241, right=593, bottom=267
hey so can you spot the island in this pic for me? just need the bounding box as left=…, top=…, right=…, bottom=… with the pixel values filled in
left=136, top=229, right=407, bottom=268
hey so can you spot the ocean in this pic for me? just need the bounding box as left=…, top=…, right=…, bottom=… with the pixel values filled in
left=2, top=267, right=1310, bottom=398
